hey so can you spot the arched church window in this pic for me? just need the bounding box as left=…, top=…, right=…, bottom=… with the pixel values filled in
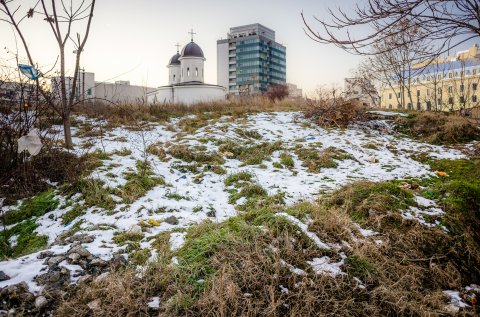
left=187, top=68, right=190, bottom=77
left=195, top=68, right=198, bottom=76
left=173, top=74, right=176, bottom=81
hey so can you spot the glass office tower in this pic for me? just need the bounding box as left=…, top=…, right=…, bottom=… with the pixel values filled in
left=217, top=24, right=286, bottom=95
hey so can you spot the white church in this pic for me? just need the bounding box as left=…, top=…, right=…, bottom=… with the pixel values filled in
left=147, top=33, right=226, bottom=105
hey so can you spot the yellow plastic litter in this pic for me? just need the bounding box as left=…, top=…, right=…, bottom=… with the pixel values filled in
left=434, top=170, right=448, bottom=177
left=147, top=219, right=161, bottom=227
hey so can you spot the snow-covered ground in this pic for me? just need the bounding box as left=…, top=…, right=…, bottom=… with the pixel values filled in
left=0, top=111, right=466, bottom=291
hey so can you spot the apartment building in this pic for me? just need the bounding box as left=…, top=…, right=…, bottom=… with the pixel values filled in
left=217, top=23, right=286, bottom=95
left=380, top=44, right=480, bottom=112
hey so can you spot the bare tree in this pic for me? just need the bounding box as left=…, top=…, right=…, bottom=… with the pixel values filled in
left=302, top=0, right=480, bottom=59
left=1, top=0, right=96, bottom=148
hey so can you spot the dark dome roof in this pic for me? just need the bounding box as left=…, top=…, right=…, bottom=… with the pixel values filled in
left=169, top=53, right=181, bottom=65
left=181, top=41, right=204, bottom=58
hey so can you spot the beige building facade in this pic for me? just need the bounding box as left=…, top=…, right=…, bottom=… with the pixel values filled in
left=380, top=44, right=480, bottom=113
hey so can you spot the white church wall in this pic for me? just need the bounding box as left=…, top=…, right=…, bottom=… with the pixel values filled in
left=168, top=65, right=181, bottom=85
left=147, top=87, right=173, bottom=104
left=147, top=85, right=225, bottom=105
left=174, top=85, right=225, bottom=105
left=179, top=57, right=205, bottom=83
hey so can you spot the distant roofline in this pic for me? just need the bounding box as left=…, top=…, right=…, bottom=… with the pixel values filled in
left=230, top=23, right=275, bottom=34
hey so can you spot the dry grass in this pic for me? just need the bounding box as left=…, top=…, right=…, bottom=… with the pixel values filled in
left=395, top=112, right=480, bottom=144
left=73, top=97, right=307, bottom=128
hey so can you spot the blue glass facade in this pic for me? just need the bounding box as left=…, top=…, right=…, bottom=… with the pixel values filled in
left=229, top=37, right=286, bottom=93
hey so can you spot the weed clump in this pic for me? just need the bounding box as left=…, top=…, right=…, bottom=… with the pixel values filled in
left=295, top=146, right=352, bottom=172
left=219, top=140, right=283, bottom=165
left=167, top=145, right=224, bottom=165
left=116, top=160, right=166, bottom=204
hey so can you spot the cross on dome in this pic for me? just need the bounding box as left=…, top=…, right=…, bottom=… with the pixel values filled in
left=188, top=28, right=196, bottom=42
left=175, top=42, right=181, bottom=53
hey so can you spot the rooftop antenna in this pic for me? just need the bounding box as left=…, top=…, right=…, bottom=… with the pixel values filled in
left=188, top=28, right=196, bottom=42
left=175, top=42, right=181, bottom=53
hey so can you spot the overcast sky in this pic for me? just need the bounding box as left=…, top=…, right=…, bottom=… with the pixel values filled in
left=0, top=0, right=477, bottom=96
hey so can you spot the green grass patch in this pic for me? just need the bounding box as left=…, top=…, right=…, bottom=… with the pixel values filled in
left=61, top=204, right=86, bottom=225
left=4, top=189, right=59, bottom=225
left=0, top=219, right=48, bottom=259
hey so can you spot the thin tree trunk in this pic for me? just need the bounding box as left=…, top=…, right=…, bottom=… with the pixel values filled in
left=63, top=113, right=73, bottom=148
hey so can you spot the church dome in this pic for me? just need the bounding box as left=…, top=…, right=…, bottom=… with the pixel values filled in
left=181, top=41, right=204, bottom=58
left=169, top=53, right=181, bottom=65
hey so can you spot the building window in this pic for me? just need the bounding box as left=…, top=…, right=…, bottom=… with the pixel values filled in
left=460, top=96, right=465, bottom=103
left=473, top=83, right=478, bottom=91
left=448, top=97, right=454, bottom=105
left=416, top=102, right=421, bottom=110
left=388, top=104, right=392, bottom=109
left=397, top=103, right=402, bottom=109
left=87, top=88, right=92, bottom=96
left=460, top=84, right=465, bottom=92
left=195, top=67, right=198, bottom=77
left=473, top=95, right=478, bottom=103
left=397, top=92, right=401, bottom=98
left=187, top=68, right=190, bottom=77
left=437, top=98, right=442, bottom=105
left=438, top=88, right=442, bottom=94
left=473, top=69, right=478, bottom=76
left=437, top=74, right=441, bottom=80
left=408, top=103, right=412, bottom=110
left=426, top=101, right=432, bottom=111
left=448, top=86, right=453, bottom=94
left=173, top=74, right=176, bottom=81
left=389, top=93, right=392, bottom=99
left=416, top=90, right=420, bottom=96
left=448, top=72, right=453, bottom=79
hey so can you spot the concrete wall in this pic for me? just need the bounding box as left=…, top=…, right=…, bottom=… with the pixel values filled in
left=95, top=82, right=156, bottom=104
left=217, top=40, right=229, bottom=91
left=51, top=72, right=95, bottom=102
left=147, top=85, right=226, bottom=105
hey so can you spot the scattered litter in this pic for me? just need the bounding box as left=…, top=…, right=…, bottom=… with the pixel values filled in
left=435, top=170, right=448, bottom=177
left=399, top=181, right=419, bottom=190
left=17, top=129, right=42, bottom=156
left=279, top=285, right=289, bottom=294
left=147, top=296, right=160, bottom=309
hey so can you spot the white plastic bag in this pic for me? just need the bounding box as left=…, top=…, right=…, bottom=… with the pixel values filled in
left=17, top=129, right=43, bottom=156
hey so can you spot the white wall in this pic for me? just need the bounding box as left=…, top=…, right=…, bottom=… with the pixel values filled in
left=51, top=71, right=95, bottom=102
left=217, top=41, right=229, bottom=91
left=147, top=85, right=226, bottom=105
left=168, top=65, right=181, bottom=85
left=179, top=57, right=205, bottom=83
left=95, top=82, right=156, bottom=104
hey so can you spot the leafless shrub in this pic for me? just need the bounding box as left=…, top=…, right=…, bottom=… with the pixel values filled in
left=304, top=98, right=367, bottom=128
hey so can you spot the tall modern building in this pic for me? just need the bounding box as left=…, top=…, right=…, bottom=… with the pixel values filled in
left=217, top=23, right=286, bottom=95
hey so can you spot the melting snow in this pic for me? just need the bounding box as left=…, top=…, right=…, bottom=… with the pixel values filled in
left=0, top=111, right=466, bottom=291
